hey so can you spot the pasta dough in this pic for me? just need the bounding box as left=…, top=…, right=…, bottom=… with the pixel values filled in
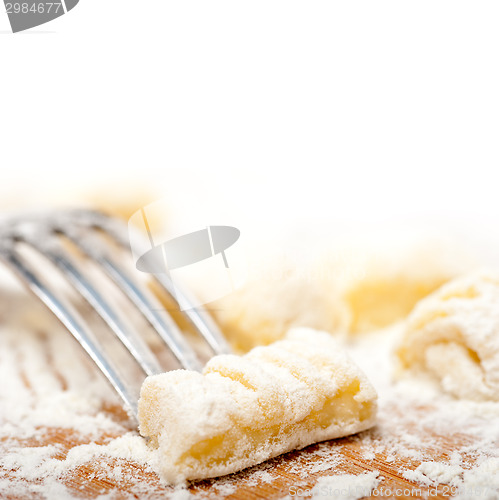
left=138, top=328, right=377, bottom=484
left=209, top=236, right=470, bottom=351
left=325, top=236, right=469, bottom=334
left=209, top=262, right=343, bottom=352
left=396, top=269, right=499, bottom=401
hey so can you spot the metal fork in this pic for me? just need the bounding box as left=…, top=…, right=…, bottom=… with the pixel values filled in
left=0, top=209, right=231, bottom=422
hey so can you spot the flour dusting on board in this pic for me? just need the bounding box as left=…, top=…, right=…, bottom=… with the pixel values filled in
left=311, top=471, right=380, bottom=499
left=1, top=283, right=499, bottom=498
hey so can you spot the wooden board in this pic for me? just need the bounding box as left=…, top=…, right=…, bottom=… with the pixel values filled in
left=0, top=293, right=495, bottom=499
left=0, top=400, right=479, bottom=499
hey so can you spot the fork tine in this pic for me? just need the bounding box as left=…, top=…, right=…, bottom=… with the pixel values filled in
left=91, top=253, right=204, bottom=372
left=70, top=210, right=231, bottom=356
left=152, top=273, right=232, bottom=355
left=60, top=229, right=203, bottom=372
left=0, top=245, right=140, bottom=421
left=22, top=235, right=163, bottom=377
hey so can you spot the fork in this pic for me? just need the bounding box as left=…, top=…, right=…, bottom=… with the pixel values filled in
left=0, top=209, right=231, bottom=422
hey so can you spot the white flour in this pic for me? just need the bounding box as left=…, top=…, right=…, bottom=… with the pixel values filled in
left=1, top=280, right=499, bottom=498
left=310, top=471, right=380, bottom=499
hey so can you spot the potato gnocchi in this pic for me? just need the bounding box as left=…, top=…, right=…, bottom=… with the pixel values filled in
left=396, top=269, right=499, bottom=401
left=138, top=328, right=377, bottom=483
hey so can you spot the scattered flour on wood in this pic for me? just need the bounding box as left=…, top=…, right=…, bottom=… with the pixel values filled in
left=2, top=288, right=499, bottom=498
left=310, top=471, right=380, bottom=499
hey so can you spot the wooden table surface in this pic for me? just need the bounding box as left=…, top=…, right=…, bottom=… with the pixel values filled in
left=0, top=292, right=495, bottom=499
left=1, top=400, right=478, bottom=499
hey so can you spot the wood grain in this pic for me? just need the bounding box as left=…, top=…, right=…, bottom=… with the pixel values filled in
left=0, top=297, right=491, bottom=499
left=1, top=400, right=473, bottom=499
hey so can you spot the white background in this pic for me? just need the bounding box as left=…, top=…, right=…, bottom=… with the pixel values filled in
left=1, top=1, right=499, bottom=247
